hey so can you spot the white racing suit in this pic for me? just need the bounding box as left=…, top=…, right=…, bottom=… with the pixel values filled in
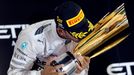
left=7, top=19, right=89, bottom=75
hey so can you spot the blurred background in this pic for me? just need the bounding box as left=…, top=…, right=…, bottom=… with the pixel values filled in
left=0, top=0, right=134, bottom=75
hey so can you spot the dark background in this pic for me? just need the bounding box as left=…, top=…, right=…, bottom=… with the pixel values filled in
left=0, top=0, right=134, bottom=75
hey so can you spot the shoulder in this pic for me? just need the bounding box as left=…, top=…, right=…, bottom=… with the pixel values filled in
left=18, top=19, right=56, bottom=38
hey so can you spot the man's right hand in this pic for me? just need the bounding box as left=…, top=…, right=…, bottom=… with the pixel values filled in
left=41, top=55, right=66, bottom=75
left=41, top=64, right=65, bottom=75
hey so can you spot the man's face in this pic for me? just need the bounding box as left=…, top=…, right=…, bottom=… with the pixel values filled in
left=56, top=28, right=80, bottom=42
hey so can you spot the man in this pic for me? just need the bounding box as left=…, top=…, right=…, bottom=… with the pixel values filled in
left=8, top=1, right=94, bottom=75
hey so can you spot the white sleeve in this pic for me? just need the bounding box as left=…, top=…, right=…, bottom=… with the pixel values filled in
left=7, top=32, right=41, bottom=75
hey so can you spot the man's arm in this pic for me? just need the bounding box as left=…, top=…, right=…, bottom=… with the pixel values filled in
left=7, top=30, right=40, bottom=75
left=8, top=29, right=66, bottom=75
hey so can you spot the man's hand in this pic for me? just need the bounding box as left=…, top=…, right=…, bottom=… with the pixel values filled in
left=41, top=64, right=65, bottom=75
left=41, top=56, right=65, bottom=75
left=75, top=55, right=90, bottom=74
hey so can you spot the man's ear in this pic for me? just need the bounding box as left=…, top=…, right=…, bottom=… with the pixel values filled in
left=56, top=28, right=66, bottom=37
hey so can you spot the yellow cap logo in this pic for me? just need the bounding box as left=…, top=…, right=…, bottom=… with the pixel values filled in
left=57, top=16, right=63, bottom=24
left=66, top=9, right=85, bottom=27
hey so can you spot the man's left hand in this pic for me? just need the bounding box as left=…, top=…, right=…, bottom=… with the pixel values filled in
left=75, top=55, right=90, bottom=74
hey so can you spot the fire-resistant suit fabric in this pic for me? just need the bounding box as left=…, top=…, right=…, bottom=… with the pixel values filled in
left=7, top=19, right=89, bottom=75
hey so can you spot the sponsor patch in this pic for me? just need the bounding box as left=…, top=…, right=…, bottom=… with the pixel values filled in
left=35, top=23, right=51, bottom=35
left=66, top=9, right=84, bottom=27
left=14, top=52, right=26, bottom=61
left=17, top=48, right=27, bottom=56
left=21, top=42, right=28, bottom=49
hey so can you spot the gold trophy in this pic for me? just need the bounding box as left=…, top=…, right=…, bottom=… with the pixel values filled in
left=50, top=3, right=129, bottom=75
left=73, top=3, right=129, bottom=58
